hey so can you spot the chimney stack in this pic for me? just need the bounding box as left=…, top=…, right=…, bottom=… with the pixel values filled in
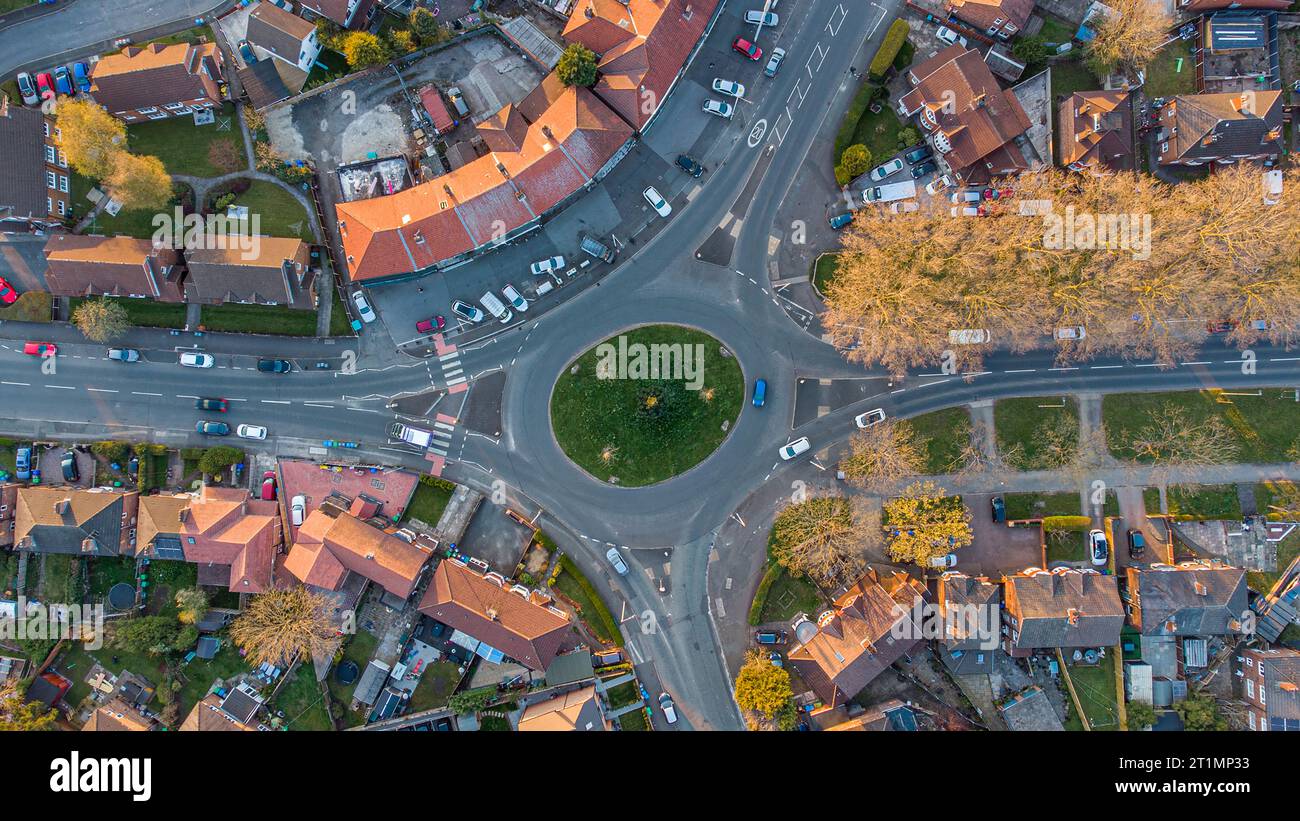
left=1067, top=608, right=1081, bottom=625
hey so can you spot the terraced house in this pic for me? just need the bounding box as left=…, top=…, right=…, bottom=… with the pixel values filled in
left=1002, top=569, right=1125, bottom=656
left=0, top=96, right=70, bottom=227
left=89, top=41, right=226, bottom=122
left=42, top=235, right=186, bottom=302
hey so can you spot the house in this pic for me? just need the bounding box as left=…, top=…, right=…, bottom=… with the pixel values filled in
left=999, top=685, right=1065, bottom=730
left=562, top=0, right=720, bottom=132
left=82, top=699, right=154, bottom=731
left=237, top=59, right=297, bottom=110
left=25, top=671, right=72, bottom=714
left=0, top=96, right=70, bottom=227
left=787, top=568, right=929, bottom=710
left=935, top=572, right=1001, bottom=675
left=823, top=699, right=918, bottom=731
left=517, top=685, right=609, bottom=731
left=0, top=483, right=18, bottom=549
left=1122, top=563, right=1248, bottom=637
left=180, top=690, right=262, bottom=731
left=417, top=558, right=575, bottom=671
left=946, top=0, right=1036, bottom=40
left=138, top=486, right=282, bottom=592
left=898, top=45, right=1034, bottom=184
left=1156, top=91, right=1283, bottom=167
left=89, top=41, right=225, bottom=122
left=1178, top=0, right=1289, bottom=12
left=14, top=487, right=140, bottom=557
left=43, top=235, right=186, bottom=301
left=1058, top=90, right=1134, bottom=174
left=283, top=506, right=431, bottom=600
left=1002, top=569, right=1124, bottom=656
left=1240, top=647, right=1300, bottom=731
left=184, top=236, right=314, bottom=307
left=246, top=1, right=321, bottom=74
left=297, top=0, right=375, bottom=30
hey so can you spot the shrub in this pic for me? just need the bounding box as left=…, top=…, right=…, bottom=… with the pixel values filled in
left=893, top=39, right=915, bottom=70
left=748, top=564, right=783, bottom=626
left=833, top=80, right=878, bottom=161
left=1043, top=515, right=1092, bottom=532
left=840, top=144, right=872, bottom=179
left=418, top=474, right=455, bottom=491
left=555, top=554, right=622, bottom=644
left=868, top=20, right=910, bottom=79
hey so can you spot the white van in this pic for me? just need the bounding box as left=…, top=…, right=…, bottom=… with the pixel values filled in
left=390, top=422, right=434, bottom=449
left=480, top=291, right=513, bottom=324
left=948, top=329, right=989, bottom=345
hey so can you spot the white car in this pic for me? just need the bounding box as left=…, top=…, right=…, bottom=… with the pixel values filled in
left=779, top=437, right=811, bottom=461
left=950, top=206, right=980, bottom=217
left=1055, top=326, right=1087, bottom=341
left=936, top=26, right=968, bottom=47
left=712, top=78, right=745, bottom=97
left=351, top=291, right=376, bottom=323
left=501, top=284, right=528, bottom=313
left=951, top=189, right=983, bottom=203
left=290, top=494, right=306, bottom=527
left=451, top=299, right=484, bottom=323
left=869, top=158, right=905, bottom=182
left=643, top=186, right=672, bottom=217
left=1089, top=529, right=1109, bottom=566
left=929, top=553, right=958, bottom=569
left=658, top=692, right=678, bottom=725
left=926, top=174, right=955, bottom=196
left=179, top=352, right=214, bottom=368
left=529, top=256, right=565, bottom=276
left=948, top=328, right=989, bottom=345
left=745, top=10, right=778, bottom=25
left=702, top=99, right=733, bottom=119
left=606, top=547, right=629, bottom=576
left=854, top=408, right=886, bottom=429
left=236, top=424, right=268, bottom=440
left=16, top=73, right=38, bottom=106
left=889, top=200, right=919, bottom=214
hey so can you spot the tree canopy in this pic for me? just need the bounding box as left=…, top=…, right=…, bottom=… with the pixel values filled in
left=557, top=44, right=598, bottom=87
left=72, top=299, right=129, bottom=343
left=734, top=649, right=794, bottom=723
left=230, top=587, right=335, bottom=667
left=769, top=495, right=875, bottom=587
left=882, top=481, right=972, bottom=566
left=1083, top=0, right=1171, bottom=77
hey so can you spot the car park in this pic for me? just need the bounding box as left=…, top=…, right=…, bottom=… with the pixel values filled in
left=290, top=495, right=306, bottom=526
left=237, top=424, right=268, bottom=440
left=196, top=420, right=230, bottom=436
left=991, top=496, right=1006, bottom=522
left=676, top=154, right=704, bottom=177
left=196, top=398, right=228, bottom=412
left=15, top=447, right=32, bottom=481
left=1089, top=529, right=1109, bottom=566
left=36, top=73, right=55, bottom=100
left=179, top=351, right=214, bottom=368
left=53, top=66, right=73, bottom=96
left=854, top=408, right=886, bottom=428
left=658, top=693, right=678, bottom=725
left=712, top=78, right=745, bottom=97
left=745, top=10, right=778, bottom=25
left=752, top=378, right=767, bottom=407
left=107, top=348, right=140, bottom=362
left=702, top=99, right=733, bottom=119
left=926, top=174, right=955, bottom=195
left=903, top=146, right=932, bottom=164
left=911, top=160, right=937, bottom=178
left=451, top=300, right=484, bottom=323
left=257, top=358, right=292, bottom=373
left=929, top=553, right=958, bottom=569
left=779, top=437, right=810, bottom=460
left=1054, top=326, right=1086, bottom=341
left=606, top=547, right=629, bottom=575
left=733, top=37, right=762, bottom=60
left=869, top=158, right=905, bottom=181
left=17, top=73, right=38, bottom=106
left=351, top=291, right=376, bottom=323
left=261, top=470, right=277, bottom=501
left=829, top=211, right=853, bottom=229
left=415, top=315, right=445, bottom=334
left=72, top=63, right=91, bottom=93
left=643, top=186, right=672, bottom=217
left=501, top=284, right=528, bottom=313
left=23, top=341, right=56, bottom=357
left=0, top=276, right=17, bottom=305
left=61, top=450, right=79, bottom=482
left=936, top=26, right=968, bottom=47
left=1127, top=529, right=1146, bottom=560
left=763, top=47, right=786, bottom=77
left=480, top=291, right=512, bottom=324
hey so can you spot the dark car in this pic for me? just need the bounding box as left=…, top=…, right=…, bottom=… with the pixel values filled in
left=991, top=496, right=1006, bottom=523
left=61, top=450, right=79, bottom=482
left=903, top=146, right=932, bottom=164
left=72, top=62, right=91, bottom=93
left=1127, top=529, right=1146, bottom=560
left=196, top=398, right=228, bottom=412
left=676, top=154, right=704, bottom=177
left=1206, top=320, right=1236, bottom=334
left=733, top=37, right=762, bottom=60
left=257, top=358, right=292, bottom=373
left=196, top=420, right=230, bottom=436
left=910, top=160, right=937, bottom=178
left=829, top=211, right=853, bottom=230
left=755, top=630, right=788, bottom=646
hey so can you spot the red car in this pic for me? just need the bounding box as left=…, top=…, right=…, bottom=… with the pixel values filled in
left=1207, top=320, right=1237, bottom=334
left=0, top=276, right=17, bottom=305
left=260, top=470, right=277, bottom=501
left=733, top=37, right=762, bottom=61
left=36, top=72, right=54, bottom=101
left=415, top=315, right=446, bottom=334
left=23, top=341, right=57, bottom=357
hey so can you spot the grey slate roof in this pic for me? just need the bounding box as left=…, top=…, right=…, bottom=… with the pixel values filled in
left=1126, top=564, right=1248, bottom=636
left=1259, top=652, right=1300, bottom=726
left=1159, top=91, right=1283, bottom=164
left=0, top=101, right=48, bottom=221
left=1006, top=571, right=1124, bottom=650
left=999, top=685, right=1064, bottom=731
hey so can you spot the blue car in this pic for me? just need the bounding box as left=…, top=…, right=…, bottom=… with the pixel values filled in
left=53, top=66, right=73, bottom=96
left=72, top=62, right=91, bottom=93
left=15, top=447, right=32, bottom=481
left=829, top=212, right=853, bottom=230
left=752, top=378, right=767, bottom=408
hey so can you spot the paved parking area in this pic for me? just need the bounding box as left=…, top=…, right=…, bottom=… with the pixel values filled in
left=963, top=493, right=1045, bottom=576
left=35, top=444, right=92, bottom=487
left=276, top=458, right=420, bottom=524
left=457, top=501, right=533, bottom=572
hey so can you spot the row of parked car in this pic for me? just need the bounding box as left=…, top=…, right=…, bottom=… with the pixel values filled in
left=15, top=62, right=92, bottom=106
left=10, top=445, right=81, bottom=483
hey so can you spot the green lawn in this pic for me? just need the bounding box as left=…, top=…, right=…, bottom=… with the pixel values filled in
left=1046, top=530, right=1088, bottom=564
left=812, top=253, right=840, bottom=295
left=618, top=708, right=648, bottom=731
left=231, top=180, right=314, bottom=241
left=907, top=407, right=971, bottom=474
left=0, top=291, right=51, bottom=323
left=272, top=664, right=334, bottom=731
left=304, top=48, right=351, bottom=90
left=605, top=681, right=640, bottom=710
left=1145, top=39, right=1196, bottom=98
left=407, top=660, right=461, bottom=712
left=758, top=568, right=824, bottom=623
left=126, top=104, right=247, bottom=177
left=402, top=480, right=454, bottom=526
left=69, top=296, right=188, bottom=329
left=550, top=325, right=744, bottom=487
left=1049, top=61, right=1101, bottom=99
left=0, top=0, right=36, bottom=12
left=479, top=714, right=511, bottom=731
left=88, top=556, right=138, bottom=601
left=1104, top=390, right=1300, bottom=464
left=199, top=302, right=318, bottom=336
left=328, top=629, right=380, bottom=727
left=1038, top=16, right=1076, bottom=46
left=1063, top=654, right=1120, bottom=731
left=1165, top=484, right=1242, bottom=520
left=1004, top=491, right=1083, bottom=521
left=994, top=396, right=1078, bottom=470
left=551, top=558, right=622, bottom=645
left=847, top=104, right=910, bottom=168
left=72, top=171, right=192, bottom=239
left=328, top=284, right=354, bottom=336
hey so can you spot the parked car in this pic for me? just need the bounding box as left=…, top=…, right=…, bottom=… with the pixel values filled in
left=929, top=553, right=958, bottom=569
left=15, top=447, right=31, bottom=481
left=755, top=630, right=788, bottom=645
left=752, top=378, right=767, bottom=407
left=107, top=348, right=140, bottom=362
left=869, top=158, right=905, bottom=181
left=643, top=186, right=672, bottom=217
left=260, top=470, right=277, bottom=501
left=936, top=26, right=968, bottom=47
left=768, top=651, right=784, bottom=667
left=60, top=450, right=78, bottom=482
left=745, top=10, right=778, bottom=25
left=926, top=174, right=955, bottom=195
left=237, top=424, right=268, bottom=440
left=238, top=39, right=257, bottom=64
left=415, top=315, right=445, bottom=334
left=712, top=78, right=745, bottom=97
left=290, top=494, right=306, bottom=526
left=1089, top=529, right=1109, bottom=566
left=179, top=351, right=214, bottom=368
left=351, top=291, right=376, bottom=323
left=658, top=693, right=678, bottom=725
left=23, top=341, right=56, bottom=357
left=36, top=72, right=54, bottom=100
left=763, top=46, right=786, bottom=77
left=779, top=437, right=811, bottom=460
left=948, top=329, right=989, bottom=345
left=854, top=408, right=886, bottom=428
left=1054, top=326, right=1086, bottom=341
left=702, top=99, right=733, bottom=119
left=195, top=420, right=230, bottom=436
left=991, top=496, right=1006, bottom=523
left=1206, top=319, right=1236, bottom=334
left=676, top=154, right=704, bottom=177
left=1127, top=529, right=1146, bottom=560
left=530, top=256, right=565, bottom=276
left=256, top=358, right=292, bottom=373
left=951, top=189, right=984, bottom=203
left=0, top=276, right=17, bottom=305
left=903, top=146, right=932, bottom=164
left=910, top=160, right=937, bottom=178
left=72, top=62, right=91, bottom=93
left=53, top=66, right=73, bottom=96
left=732, top=37, right=762, bottom=60
left=951, top=205, right=981, bottom=217
left=829, top=211, right=853, bottom=229
left=195, top=397, right=228, bottom=413
left=889, top=200, right=919, bottom=214
left=451, top=299, right=484, bottom=323
left=16, top=73, right=38, bottom=106
left=605, top=547, right=629, bottom=576
left=501, top=284, right=528, bottom=313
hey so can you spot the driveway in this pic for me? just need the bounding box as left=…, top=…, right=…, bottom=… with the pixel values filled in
left=0, top=234, right=50, bottom=294
left=963, top=492, right=1044, bottom=576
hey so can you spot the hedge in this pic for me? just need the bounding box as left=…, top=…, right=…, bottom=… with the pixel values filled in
left=868, top=19, right=910, bottom=79
left=1043, top=515, right=1092, bottom=532
left=748, top=563, right=784, bottom=626
left=418, top=474, right=455, bottom=491
left=556, top=554, right=623, bottom=645
left=833, top=80, right=880, bottom=162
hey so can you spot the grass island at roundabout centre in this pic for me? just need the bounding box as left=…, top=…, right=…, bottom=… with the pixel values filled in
left=550, top=325, right=745, bottom=487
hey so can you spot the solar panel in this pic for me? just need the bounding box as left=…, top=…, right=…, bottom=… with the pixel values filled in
left=152, top=537, right=186, bottom=561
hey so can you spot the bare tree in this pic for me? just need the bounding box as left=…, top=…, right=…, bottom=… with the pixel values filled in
left=230, top=588, right=336, bottom=668
left=769, top=495, right=879, bottom=588
left=839, top=418, right=926, bottom=493
left=1083, top=0, right=1172, bottom=76
left=1126, top=404, right=1241, bottom=466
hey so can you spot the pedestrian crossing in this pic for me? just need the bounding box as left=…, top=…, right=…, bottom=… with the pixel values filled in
left=423, top=413, right=460, bottom=478
left=432, top=333, right=467, bottom=393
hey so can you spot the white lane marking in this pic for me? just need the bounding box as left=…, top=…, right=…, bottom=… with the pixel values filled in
left=1048, top=367, right=1078, bottom=371
left=1090, top=365, right=1122, bottom=370
left=1004, top=369, right=1035, bottom=373
left=1181, top=361, right=1210, bottom=366
left=303, top=403, right=333, bottom=409
left=132, top=391, right=162, bottom=396
left=2, top=381, right=30, bottom=386
left=261, top=399, right=291, bottom=405
left=177, top=394, right=198, bottom=399
left=1270, top=357, right=1300, bottom=362
left=47, top=385, right=75, bottom=390
left=86, top=388, right=118, bottom=393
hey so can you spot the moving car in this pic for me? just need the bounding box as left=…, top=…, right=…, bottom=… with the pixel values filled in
left=745, top=10, right=778, bottom=25
left=107, top=348, right=140, bottom=362
left=179, top=351, right=214, bottom=368
left=1089, top=529, right=1109, bottom=567
left=480, top=291, right=512, bottom=324
left=36, top=72, right=54, bottom=101
left=763, top=47, right=786, bottom=77
left=605, top=547, right=629, bottom=576
left=195, top=420, right=230, bottom=436
left=415, top=315, right=445, bottom=334
left=0, top=276, right=17, bottom=305
left=676, top=154, right=704, bottom=177
left=702, top=99, right=733, bottom=119
left=829, top=211, right=853, bottom=229
left=947, top=328, right=989, bottom=345
left=752, top=378, right=767, bottom=407
left=1127, top=529, right=1146, bottom=560
left=53, top=66, right=73, bottom=96
left=237, top=424, right=268, bottom=440
left=936, top=26, right=968, bottom=47
left=643, top=186, right=672, bottom=217
left=658, top=693, right=678, bottom=725
left=929, top=553, right=958, bottom=569
left=755, top=630, right=788, bottom=645
left=903, top=146, right=932, bottom=165
left=23, top=341, right=56, bottom=357
left=869, top=158, right=905, bottom=182
left=991, top=496, right=1006, bottom=523
left=451, top=299, right=484, bottom=323
left=257, top=358, right=292, bottom=373
left=195, top=397, right=228, bottom=412
left=351, top=291, right=376, bottom=323
left=910, top=160, right=937, bottom=179
left=732, top=37, right=762, bottom=60
left=261, top=470, right=277, bottom=501
left=15, top=447, right=31, bottom=481
left=501, top=284, right=528, bottom=313
left=290, top=495, right=306, bottom=526
left=779, top=436, right=811, bottom=460
left=712, top=78, right=745, bottom=97
left=1054, top=326, right=1086, bottom=341
left=72, top=62, right=91, bottom=93
left=530, top=256, right=565, bottom=276
left=16, top=73, right=38, bottom=106
left=854, top=408, right=886, bottom=428
left=61, top=450, right=79, bottom=482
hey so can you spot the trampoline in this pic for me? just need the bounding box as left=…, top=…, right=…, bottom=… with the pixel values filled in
left=335, top=660, right=359, bottom=685
left=108, top=583, right=135, bottom=611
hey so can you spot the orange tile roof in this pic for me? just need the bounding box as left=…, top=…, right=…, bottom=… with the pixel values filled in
left=285, top=509, right=430, bottom=598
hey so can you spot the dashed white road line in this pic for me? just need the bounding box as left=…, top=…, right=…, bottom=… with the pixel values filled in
left=132, top=391, right=162, bottom=396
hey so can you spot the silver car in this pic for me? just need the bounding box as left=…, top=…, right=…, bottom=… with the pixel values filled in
left=606, top=547, right=629, bottom=576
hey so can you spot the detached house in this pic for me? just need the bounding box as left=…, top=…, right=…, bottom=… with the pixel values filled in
left=138, top=486, right=282, bottom=592
left=0, top=96, right=70, bottom=227
left=1156, top=90, right=1283, bottom=167
left=1058, top=90, right=1134, bottom=174
left=90, top=41, right=225, bottom=122
left=1002, top=569, right=1124, bottom=656
left=43, top=235, right=185, bottom=301
left=246, top=1, right=321, bottom=74
left=898, top=45, right=1034, bottom=184
left=946, top=0, right=1036, bottom=40
left=1122, top=563, right=1248, bottom=637
left=14, top=488, right=140, bottom=557
left=517, top=685, right=610, bottom=731
left=184, top=237, right=314, bottom=307
left=1240, top=647, right=1300, bottom=731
